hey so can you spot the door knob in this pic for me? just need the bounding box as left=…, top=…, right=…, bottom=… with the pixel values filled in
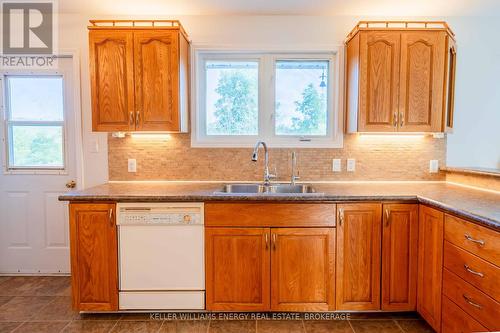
left=65, top=180, right=76, bottom=189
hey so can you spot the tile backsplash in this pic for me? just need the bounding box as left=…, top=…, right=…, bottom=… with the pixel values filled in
left=108, top=134, right=446, bottom=181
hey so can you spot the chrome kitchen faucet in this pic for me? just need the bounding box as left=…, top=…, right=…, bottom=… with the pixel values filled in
left=251, top=141, right=276, bottom=186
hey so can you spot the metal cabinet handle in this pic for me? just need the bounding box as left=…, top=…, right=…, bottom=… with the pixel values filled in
left=464, top=234, right=485, bottom=246
left=265, top=233, right=269, bottom=250
left=463, top=294, right=482, bottom=309
left=108, top=208, right=113, bottom=226
left=129, top=111, right=134, bottom=126
left=338, top=208, right=344, bottom=226
left=385, top=209, right=390, bottom=227
left=272, top=234, right=276, bottom=250
left=399, top=112, right=404, bottom=127
left=393, top=112, right=398, bottom=127
left=464, top=264, right=484, bottom=278
left=136, top=111, right=140, bottom=127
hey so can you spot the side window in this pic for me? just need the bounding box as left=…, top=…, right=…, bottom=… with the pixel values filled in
left=4, top=75, right=65, bottom=170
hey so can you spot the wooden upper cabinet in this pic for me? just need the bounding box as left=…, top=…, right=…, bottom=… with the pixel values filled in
left=205, top=227, right=270, bottom=311
left=89, top=31, right=134, bottom=132
left=89, top=20, right=189, bottom=132
left=358, top=31, right=400, bottom=132
left=134, top=31, right=180, bottom=131
left=336, top=203, right=382, bottom=310
left=69, top=203, right=118, bottom=311
left=271, top=228, right=335, bottom=311
left=399, top=32, right=446, bottom=132
left=444, top=38, right=457, bottom=131
left=345, top=21, right=456, bottom=133
left=381, top=204, right=418, bottom=311
left=417, top=205, right=444, bottom=332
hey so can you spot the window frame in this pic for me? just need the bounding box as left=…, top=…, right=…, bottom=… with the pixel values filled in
left=1, top=73, right=68, bottom=173
left=191, top=47, right=343, bottom=148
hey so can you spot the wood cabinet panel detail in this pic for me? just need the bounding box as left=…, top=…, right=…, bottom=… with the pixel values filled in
left=441, top=295, right=488, bottom=333
left=345, top=23, right=455, bottom=133
left=134, top=31, right=180, bottom=131
left=205, top=227, right=270, bottom=311
left=69, top=203, right=118, bottom=311
left=417, top=205, right=444, bottom=332
left=204, top=203, right=335, bottom=227
left=270, top=228, right=335, bottom=311
left=399, top=32, right=446, bottom=132
left=89, top=31, right=134, bottom=132
left=445, top=214, right=500, bottom=266
left=358, top=32, right=400, bottom=132
left=336, top=203, right=382, bottom=310
left=89, top=26, right=189, bottom=132
left=381, top=203, right=418, bottom=311
left=442, top=268, right=500, bottom=331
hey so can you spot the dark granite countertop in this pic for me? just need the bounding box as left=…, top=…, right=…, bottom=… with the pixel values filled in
left=59, top=181, right=500, bottom=231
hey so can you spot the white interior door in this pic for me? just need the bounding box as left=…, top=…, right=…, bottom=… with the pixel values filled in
left=0, top=56, right=81, bottom=274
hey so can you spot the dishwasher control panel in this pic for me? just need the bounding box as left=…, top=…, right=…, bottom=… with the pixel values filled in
left=117, top=203, right=204, bottom=225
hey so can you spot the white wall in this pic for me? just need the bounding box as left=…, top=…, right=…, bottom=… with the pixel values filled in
left=445, top=17, right=500, bottom=169
left=58, top=14, right=500, bottom=187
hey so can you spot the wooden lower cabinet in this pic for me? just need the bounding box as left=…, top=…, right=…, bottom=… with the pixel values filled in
left=271, top=228, right=335, bottom=311
left=442, top=295, right=488, bottom=333
left=417, top=205, right=444, bottom=332
left=336, top=203, right=382, bottom=310
left=381, top=204, right=418, bottom=311
left=205, top=228, right=270, bottom=311
left=69, top=203, right=118, bottom=311
left=205, top=227, right=336, bottom=311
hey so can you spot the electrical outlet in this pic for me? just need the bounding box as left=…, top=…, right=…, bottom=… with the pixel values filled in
left=429, top=160, right=439, bottom=173
left=128, top=159, right=137, bottom=173
left=332, top=159, right=341, bottom=172
left=347, top=158, right=356, bottom=172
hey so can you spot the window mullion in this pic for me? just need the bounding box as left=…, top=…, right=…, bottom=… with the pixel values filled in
left=259, top=54, right=274, bottom=143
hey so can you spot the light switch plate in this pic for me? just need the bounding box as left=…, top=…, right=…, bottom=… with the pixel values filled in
left=347, top=158, right=356, bottom=172
left=429, top=160, right=439, bottom=173
left=332, top=159, right=341, bottom=172
left=128, top=159, right=137, bottom=173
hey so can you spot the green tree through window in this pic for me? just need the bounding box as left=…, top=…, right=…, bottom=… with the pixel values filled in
left=209, top=70, right=258, bottom=135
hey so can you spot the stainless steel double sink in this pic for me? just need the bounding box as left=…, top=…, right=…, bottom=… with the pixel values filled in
left=215, top=183, right=321, bottom=195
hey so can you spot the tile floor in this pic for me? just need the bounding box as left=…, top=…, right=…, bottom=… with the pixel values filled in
left=0, top=276, right=435, bottom=333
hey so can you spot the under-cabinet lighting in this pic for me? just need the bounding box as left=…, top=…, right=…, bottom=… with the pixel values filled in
left=357, top=133, right=427, bottom=140
left=111, top=132, right=126, bottom=138
left=129, top=133, right=171, bottom=140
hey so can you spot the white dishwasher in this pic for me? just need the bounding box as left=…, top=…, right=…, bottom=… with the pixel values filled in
left=117, top=202, right=204, bottom=310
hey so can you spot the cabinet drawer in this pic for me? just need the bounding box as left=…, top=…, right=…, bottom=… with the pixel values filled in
left=443, top=269, right=500, bottom=331
left=205, top=203, right=335, bottom=227
left=444, top=214, right=499, bottom=265
left=444, top=241, right=500, bottom=302
left=442, top=295, right=488, bottom=333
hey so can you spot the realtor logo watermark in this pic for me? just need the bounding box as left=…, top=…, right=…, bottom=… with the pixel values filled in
left=1, top=0, right=58, bottom=68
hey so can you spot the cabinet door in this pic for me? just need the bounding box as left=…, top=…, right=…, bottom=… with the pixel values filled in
left=399, top=31, right=446, bottom=132
left=69, top=203, right=118, bottom=311
left=336, top=203, right=382, bottom=310
left=444, top=37, right=456, bottom=131
left=205, top=228, right=270, bottom=311
left=382, top=204, right=418, bottom=311
left=89, top=30, right=135, bottom=132
left=417, top=205, right=444, bottom=332
left=358, top=31, right=400, bottom=132
left=134, top=31, right=180, bottom=131
left=271, top=228, right=335, bottom=311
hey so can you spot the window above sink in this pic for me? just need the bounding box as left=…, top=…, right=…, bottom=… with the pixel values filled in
left=191, top=48, right=343, bottom=148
